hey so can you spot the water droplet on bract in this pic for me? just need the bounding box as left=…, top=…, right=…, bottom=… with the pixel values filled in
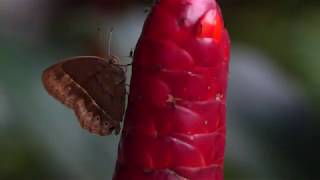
left=204, top=120, right=208, bottom=125
left=215, top=93, right=223, bottom=101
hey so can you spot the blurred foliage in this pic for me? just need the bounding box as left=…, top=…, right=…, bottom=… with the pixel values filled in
left=0, top=131, right=58, bottom=179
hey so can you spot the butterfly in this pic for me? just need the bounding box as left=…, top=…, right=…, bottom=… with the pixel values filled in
left=42, top=56, right=126, bottom=136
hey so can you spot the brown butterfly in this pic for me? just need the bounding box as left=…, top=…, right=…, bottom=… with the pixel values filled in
left=42, top=56, right=126, bottom=136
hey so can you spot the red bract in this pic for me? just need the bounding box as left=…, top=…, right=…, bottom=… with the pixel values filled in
left=113, top=0, right=230, bottom=179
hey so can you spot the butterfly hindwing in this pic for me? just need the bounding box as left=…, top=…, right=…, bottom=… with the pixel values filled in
left=42, top=56, right=126, bottom=136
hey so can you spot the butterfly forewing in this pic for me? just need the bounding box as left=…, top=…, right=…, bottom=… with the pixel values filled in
left=42, top=56, right=126, bottom=136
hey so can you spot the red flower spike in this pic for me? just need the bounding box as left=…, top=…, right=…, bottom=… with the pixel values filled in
left=113, top=0, right=230, bottom=179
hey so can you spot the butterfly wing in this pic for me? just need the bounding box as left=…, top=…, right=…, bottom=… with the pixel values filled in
left=42, top=56, right=126, bottom=136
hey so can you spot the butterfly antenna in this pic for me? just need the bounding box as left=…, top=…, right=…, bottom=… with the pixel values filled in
left=107, top=27, right=114, bottom=57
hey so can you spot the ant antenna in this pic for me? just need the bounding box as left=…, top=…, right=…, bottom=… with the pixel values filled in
left=117, top=48, right=134, bottom=66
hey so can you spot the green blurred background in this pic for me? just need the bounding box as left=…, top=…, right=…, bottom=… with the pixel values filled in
left=0, top=0, right=319, bottom=179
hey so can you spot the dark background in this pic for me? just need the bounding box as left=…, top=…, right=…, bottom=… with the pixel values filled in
left=0, top=0, right=319, bottom=179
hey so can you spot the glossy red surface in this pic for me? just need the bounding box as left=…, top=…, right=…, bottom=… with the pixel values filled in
left=114, top=0, right=230, bottom=179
